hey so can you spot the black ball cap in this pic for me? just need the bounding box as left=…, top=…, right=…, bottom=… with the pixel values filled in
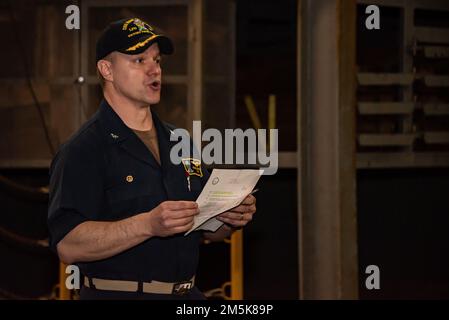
left=95, top=18, right=174, bottom=62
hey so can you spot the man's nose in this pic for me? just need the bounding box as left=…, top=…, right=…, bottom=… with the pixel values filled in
left=147, top=62, right=161, bottom=76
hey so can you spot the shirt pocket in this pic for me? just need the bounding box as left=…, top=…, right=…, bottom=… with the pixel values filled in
left=105, top=178, right=155, bottom=202
left=104, top=177, right=162, bottom=218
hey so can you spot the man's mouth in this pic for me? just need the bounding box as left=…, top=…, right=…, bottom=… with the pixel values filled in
left=148, top=80, right=161, bottom=91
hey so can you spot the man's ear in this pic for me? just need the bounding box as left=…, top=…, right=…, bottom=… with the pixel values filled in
left=97, top=59, right=113, bottom=82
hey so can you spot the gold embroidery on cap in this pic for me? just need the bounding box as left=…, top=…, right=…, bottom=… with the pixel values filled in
left=126, top=175, right=134, bottom=183
left=126, top=34, right=158, bottom=51
left=128, top=29, right=151, bottom=38
left=122, top=18, right=135, bottom=30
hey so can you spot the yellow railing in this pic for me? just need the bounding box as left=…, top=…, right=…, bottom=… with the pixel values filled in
left=58, top=262, right=71, bottom=300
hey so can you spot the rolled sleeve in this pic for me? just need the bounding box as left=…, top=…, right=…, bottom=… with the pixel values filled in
left=47, top=143, right=104, bottom=252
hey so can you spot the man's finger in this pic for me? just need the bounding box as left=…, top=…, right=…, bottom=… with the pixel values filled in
left=227, top=204, right=255, bottom=214
left=172, top=221, right=195, bottom=233
left=168, top=208, right=200, bottom=219
left=217, top=216, right=245, bottom=227
left=166, top=216, right=195, bottom=228
left=163, top=201, right=198, bottom=210
left=241, top=195, right=256, bottom=205
left=219, top=211, right=243, bottom=220
left=226, top=206, right=246, bottom=214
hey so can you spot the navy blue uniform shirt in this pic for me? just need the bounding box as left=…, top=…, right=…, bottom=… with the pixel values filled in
left=47, top=99, right=209, bottom=283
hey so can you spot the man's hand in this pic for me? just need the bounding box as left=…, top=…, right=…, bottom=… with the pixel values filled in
left=216, top=195, right=257, bottom=228
left=148, top=201, right=199, bottom=237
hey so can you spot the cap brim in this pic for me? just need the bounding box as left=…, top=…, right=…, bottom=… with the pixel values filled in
left=119, top=34, right=174, bottom=56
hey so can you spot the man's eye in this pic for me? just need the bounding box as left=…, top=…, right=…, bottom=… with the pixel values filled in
left=155, top=57, right=161, bottom=64
left=135, top=58, right=144, bottom=63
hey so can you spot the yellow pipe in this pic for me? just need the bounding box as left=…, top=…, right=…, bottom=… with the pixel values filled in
left=228, top=94, right=267, bottom=300
left=268, top=95, right=276, bottom=130
left=59, top=262, right=71, bottom=300
left=230, top=230, right=244, bottom=299
left=268, top=95, right=276, bottom=150
left=228, top=94, right=268, bottom=299
left=244, top=95, right=262, bottom=130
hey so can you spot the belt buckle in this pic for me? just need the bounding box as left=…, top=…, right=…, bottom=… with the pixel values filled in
left=172, top=281, right=193, bottom=295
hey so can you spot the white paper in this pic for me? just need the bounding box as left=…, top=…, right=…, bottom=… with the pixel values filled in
left=185, top=169, right=262, bottom=235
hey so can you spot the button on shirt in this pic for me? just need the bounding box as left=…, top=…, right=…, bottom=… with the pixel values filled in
left=47, top=100, right=209, bottom=283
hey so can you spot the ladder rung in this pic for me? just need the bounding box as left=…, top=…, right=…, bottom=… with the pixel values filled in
left=424, top=132, right=449, bottom=144
left=415, top=27, right=449, bottom=44
left=423, top=75, right=449, bottom=87
left=422, top=103, right=449, bottom=115
left=358, top=134, right=416, bottom=146
left=423, top=46, right=449, bottom=58
left=358, top=73, right=414, bottom=86
left=358, top=102, right=414, bottom=115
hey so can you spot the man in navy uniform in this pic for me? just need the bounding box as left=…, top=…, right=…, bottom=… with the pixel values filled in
left=47, top=18, right=256, bottom=300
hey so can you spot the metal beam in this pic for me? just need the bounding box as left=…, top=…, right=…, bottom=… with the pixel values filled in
left=337, top=0, right=359, bottom=300
left=83, top=0, right=188, bottom=7
left=423, top=103, right=449, bottom=115
left=297, top=0, right=305, bottom=300
left=423, top=46, right=449, bottom=59
left=357, top=152, right=449, bottom=168
left=358, top=133, right=416, bottom=146
left=358, top=102, right=415, bottom=115
left=298, top=0, right=358, bottom=299
left=415, top=27, right=449, bottom=44
left=0, top=159, right=51, bottom=169
left=423, top=75, right=449, bottom=87
left=424, top=132, right=449, bottom=144
left=357, top=73, right=414, bottom=86
left=187, top=0, right=203, bottom=129
left=358, top=0, right=449, bottom=10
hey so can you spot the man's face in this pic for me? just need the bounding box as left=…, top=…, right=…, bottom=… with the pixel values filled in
left=108, top=43, right=162, bottom=107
